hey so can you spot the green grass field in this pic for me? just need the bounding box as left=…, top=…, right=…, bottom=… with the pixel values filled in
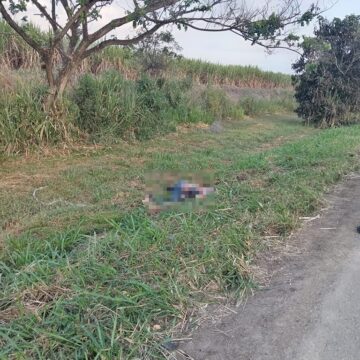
left=1, top=115, right=360, bottom=358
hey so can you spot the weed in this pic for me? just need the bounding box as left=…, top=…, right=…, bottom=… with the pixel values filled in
left=1, top=116, right=360, bottom=358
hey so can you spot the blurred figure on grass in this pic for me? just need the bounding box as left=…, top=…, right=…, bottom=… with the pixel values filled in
left=143, top=172, right=214, bottom=213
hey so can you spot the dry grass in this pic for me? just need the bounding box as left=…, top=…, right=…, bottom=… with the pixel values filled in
left=1, top=284, right=71, bottom=324
left=0, top=20, right=291, bottom=89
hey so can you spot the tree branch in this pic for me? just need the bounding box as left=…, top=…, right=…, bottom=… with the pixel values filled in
left=51, top=0, right=56, bottom=27
left=82, top=13, right=88, bottom=39
left=88, top=0, right=178, bottom=43
left=177, top=20, right=236, bottom=32
left=31, top=0, right=58, bottom=32
left=59, top=0, right=72, bottom=18
left=53, top=0, right=97, bottom=46
left=83, top=23, right=163, bottom=58
left=240, top=35, right=303, bottom=55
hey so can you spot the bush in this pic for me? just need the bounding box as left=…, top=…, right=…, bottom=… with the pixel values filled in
left=239, top=93, right=295, bottom=116
left=0, top=81, right=76, bottom=154
left=74, top=71, right=197, bottom=140
left=74, top=71, right=247, bottom=141
left=202, top=87, right=233, bottom=120
left=293, top=15, right=360, bottom=127
left=74, top=71, right=136, bottom=136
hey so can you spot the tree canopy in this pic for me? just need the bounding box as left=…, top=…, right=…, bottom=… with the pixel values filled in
left=293, top=15, right=360, bottom=127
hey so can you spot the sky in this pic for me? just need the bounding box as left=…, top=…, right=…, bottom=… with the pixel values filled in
left=173, top=0, right=360, bottom=73
left=7, top=0, right=360, bottom=74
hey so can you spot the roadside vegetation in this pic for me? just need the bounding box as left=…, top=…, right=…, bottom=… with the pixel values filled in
left=1, top=115, right=360, bottom=358
left=293, top=15, right=360, bottom=127
left=0, top=20, right=291, bottom=88
left=0, top=20, right=294, bottom=155
left=0, top=67, right=294, bottom=154
left=2, top=3, right=360, bottom=358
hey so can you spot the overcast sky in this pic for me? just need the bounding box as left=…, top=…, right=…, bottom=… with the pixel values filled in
left=9, top=0, right=360, bottom=74
left=173, top=0, right=360, bottom=74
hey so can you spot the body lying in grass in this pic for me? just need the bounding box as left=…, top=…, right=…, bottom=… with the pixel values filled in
left=143, top=179, right=214, bottom=212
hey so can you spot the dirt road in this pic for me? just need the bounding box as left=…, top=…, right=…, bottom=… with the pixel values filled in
left=179, top=175, right=360, bottom=360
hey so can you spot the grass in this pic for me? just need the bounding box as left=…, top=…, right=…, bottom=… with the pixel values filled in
left=0, top=20, right=291, bottom=89
left=1, top=114, right=360, bottom=358
left=0, top=69, right=294, bottom=154
left=167, top=58, right=292, bottom=88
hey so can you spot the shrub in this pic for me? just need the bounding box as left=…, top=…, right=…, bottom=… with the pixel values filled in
left=239, top=93, right=295, bottom=116
left=0, top=81, right=76, bottom=154
left=74, top=72, right=134, bottom=135
left=73, top=71, right=196, bottom=140
left=293, top=15, right=360, bottom=127
left=202, top=87, right=233, bottom=120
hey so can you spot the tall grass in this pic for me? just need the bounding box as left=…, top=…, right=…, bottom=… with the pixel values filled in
left=0, top=71, right=235, bottom=152
left=0, top=20, right=295, bottom=154
left=239, top=93, right=296, bottom=116
left=0, top=70, right=78, bottom=154
left=0, top=68, right=294, bottom=154
left=73, top=72, right=192, bottom=140
left=167, top=58, right=292, bottom=88
left=0, top=20, right=291, bottom=88
left=72, top=71, right=249, bottom=141
left=0, top=21, right=48, bottom=69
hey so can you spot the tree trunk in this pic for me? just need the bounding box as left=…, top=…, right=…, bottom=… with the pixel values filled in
left=44, top=60, right=74, bottom=114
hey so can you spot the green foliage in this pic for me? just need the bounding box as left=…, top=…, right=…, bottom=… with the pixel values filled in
left=0, top=74, right=295, bottom=155
left=73, top=71, right=197, bottom=140
left=0, top=67, right=294, bottom=154
left=0, top=19, right=292, bottom=89
left=0, top=80, right=76, bottom=154
left=74, top=72, right=137, bottom=136
left=247, top=13, right=283, bottom=44
left=239, top=93, right=296, bottom=116
left=168, top=58, right=292, bottom=87
left=2, top=115, right=360, bottom=357
left=75, top=71, right=286, bottom=142
left=132, top=31, right=182, bottom=75
left=293, top=15, right=360, bottom=127
left=201, top=87, right=233, bottom=119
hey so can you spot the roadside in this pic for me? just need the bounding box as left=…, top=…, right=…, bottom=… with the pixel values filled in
left=179, top=174, right=360, bottom=360
left=1, top=115, right=360, bottom=358
left=0, top=115, right=307, bottom=240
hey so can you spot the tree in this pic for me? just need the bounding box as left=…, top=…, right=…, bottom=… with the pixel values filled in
left=293, top=15, right=360, bottom=127
left=0, top=0, right=319, bottom=111
left=132, top=31, right=182, bottom=75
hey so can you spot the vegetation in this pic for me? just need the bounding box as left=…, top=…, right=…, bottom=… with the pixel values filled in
left=168, top=59, right=292, bottom=88
left=293, top=15, right=360, bottom=127
left=72, top=71, right=246, bottom=140
left=1, top=1, right=360, bottom=358
left=0, top=20, right=292, bottom=89
left=0, top=0, right=317, bottom=108
left=0, top=65, right=295, bottom=154
left=1, top=115, right=360, bottom=358
left=239, top=94, right=295, bottom=116
left=0, top=18, right=296, bottom=155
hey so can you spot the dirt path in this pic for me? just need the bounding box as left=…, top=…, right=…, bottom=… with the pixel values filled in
left=178, top=174, right=360, bottom=360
